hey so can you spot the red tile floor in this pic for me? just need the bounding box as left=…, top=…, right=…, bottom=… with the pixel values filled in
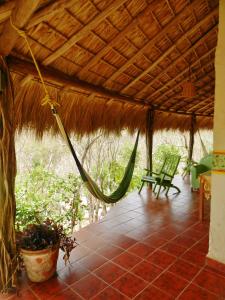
left=3, top=177, right=225, bottom=299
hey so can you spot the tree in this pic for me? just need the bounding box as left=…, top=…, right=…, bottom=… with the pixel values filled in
left=16, top=163, right=86, bottom=234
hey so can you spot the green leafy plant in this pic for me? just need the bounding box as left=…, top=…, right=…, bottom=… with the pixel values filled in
left=16, top=164, right=86, bottom=233
left=16, top=218, right=77, bottom=263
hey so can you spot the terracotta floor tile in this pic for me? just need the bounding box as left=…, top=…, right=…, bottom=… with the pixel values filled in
left=194, top=269, right=225, bottom=297
left=69, top=245, right=91, bottom=264
left=147, top=250, right=176, bottom=268
left=131, top=260, right=163, bottom=282
left=181, top=249, right=206, bottom=267
left=71, top=274, right=107, bottom=299
left=142, top=234, right=168, bottom=248
left=50, top=288, right=83, bottom=300
left=113, top=251, right=141, bottom=270
left=134, top=285, right=174, bottom=300
left=157, top=228, right=178, bottom=240
left=152, top=271, right=189, bottom=297
left=125, top=228, right=150, bottom=240
left=172, top=235, right=197, bottom=248
left=31, top=276, right=67, bottom=300
left=81, top=237, right=106, bottom=250
left=182, top=228, right=207, bottom=241
left=168, top=258, right=201, bottom=281
left=97, top=244, right=124, bottom=259
left=112, top=272, right=148, bottom=298
left=78, top=253, right=107, bottom=271
left=7, top=178, right=224, bottom=299
left=94, top=261, right=126, bottom=284
left=58, top=262, right=90, bottom=285
left=16, top=271, right=33, bottom=290
left=160, top=242, right=188, bottom=257
left=191, top=241, right=209, bottom=254
left=111, top=235, right=138, bottom=249
left=74, top=229, right=93, bottom=242
left=128, top=242, right=155, bottom=258
left=0, top=293, right=14, bottom=300
left=92, top=287, right=129, bottom=300
left=191, top=222, right=209, bottom=233
left=177, top=284, right=218, bottom=300
left=10, top=289, right=38, bottom=300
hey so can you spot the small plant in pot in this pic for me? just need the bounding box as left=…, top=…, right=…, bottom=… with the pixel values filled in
left=16, top=218, right=77, bottom=283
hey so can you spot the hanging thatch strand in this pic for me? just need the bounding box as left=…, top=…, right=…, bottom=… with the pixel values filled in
left=0, top=58, right=17, bottom=292
left=0, top=0, right=217, bottom=135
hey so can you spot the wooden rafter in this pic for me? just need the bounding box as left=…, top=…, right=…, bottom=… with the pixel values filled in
left=19, top=74, right=33, bottom=87
left=120, top=8, right=218, bottom=93
left=103, top=0, right=218, bottom=87
left=0, top=1, right=15, bottom=23
left=42, top=0, right=128, bottom=66
left=143, top=47, right=215, bottom=102
left=0, top=0, right=40, bottom=56
left=135, top=38, right=216, bottom=99
left=26, top=0, right=75, bottom=29
left=163, top=87, right=214, bottom=113
left=186, top=96, right=214, bottom=112
left=154, top=64, right=215, bottom=107
left=8, top=56, right=148, bottom=107
left=77, top=2, right=149, bottom=79
left=162, top=74, right=215, bottom=111
left=195, top=102, right=214, bottom=113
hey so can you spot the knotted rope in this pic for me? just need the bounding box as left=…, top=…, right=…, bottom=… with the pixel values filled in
left=10, top=17, right=59, bottom=109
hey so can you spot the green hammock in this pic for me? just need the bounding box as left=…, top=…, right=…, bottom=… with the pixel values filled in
left=52, top=109, right=140, bottom=204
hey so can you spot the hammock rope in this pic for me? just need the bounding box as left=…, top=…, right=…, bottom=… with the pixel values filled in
left=11, top=19, right=140, bottom=203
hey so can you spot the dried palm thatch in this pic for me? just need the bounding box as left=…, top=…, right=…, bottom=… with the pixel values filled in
left=0, top=0, right=218, bottom=136
left=0, top=58, right=17, bottom=292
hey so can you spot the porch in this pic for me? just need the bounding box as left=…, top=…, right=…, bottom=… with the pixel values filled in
left=5, top=177, right=225, bottom=299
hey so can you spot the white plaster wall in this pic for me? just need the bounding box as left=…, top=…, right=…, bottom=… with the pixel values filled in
left=208, top=175, right=225, bottom=263
left=208, top=0, right=225, bottom=264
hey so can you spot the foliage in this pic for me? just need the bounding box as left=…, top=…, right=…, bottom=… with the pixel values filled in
left=16, top=163, right=86, bottom=233
left=91, top=143, right=142, bottom=195
left=16, top=218, right=77, bottom=263
left=153, top=143, right=181, bottom=173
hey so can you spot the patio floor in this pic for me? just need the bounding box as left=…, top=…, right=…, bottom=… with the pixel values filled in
left=4, top=176, right=225, bottom=299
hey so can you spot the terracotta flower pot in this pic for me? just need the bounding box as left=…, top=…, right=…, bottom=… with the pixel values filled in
left=21, top=245, right=59, bottom=282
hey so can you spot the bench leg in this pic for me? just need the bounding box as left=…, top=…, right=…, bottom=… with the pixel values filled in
left=156, top=184, right=162, bottom=198
left=138, top=181, right=145, bottom=194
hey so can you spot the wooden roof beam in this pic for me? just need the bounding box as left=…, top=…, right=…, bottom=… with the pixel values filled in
left=163, top=75, right=214, bottom=112
left=0, top=1, right=15, bottom=23
left=8, top=56, right=149, bottom=107
left=19, top=74, right=33, bottom=87
left=77, top=0, right=151, bottom=79
left=103, top=1, right=218, bottom=87
left=195, top=102, right=214, bottom=113
left=26, top=0, right=75, bottom=29
left=154, top=63, right=215, bottom=107
left=42, top=0, right=128, bottom=66
left=142, top=47, right=215, bottom=102
left=0, top=0, right=41, bottom=56
left=186, top=96, right=214, bottom=112
left=135, top=40, right=216, bottom=99
left=121, top=8, right=218, bottom=93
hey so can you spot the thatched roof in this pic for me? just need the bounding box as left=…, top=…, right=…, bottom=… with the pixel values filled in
left=0, top=0, right=217, bottom=135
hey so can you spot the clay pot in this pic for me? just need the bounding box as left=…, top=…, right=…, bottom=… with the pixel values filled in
left=21, top=245, right=59, bottom=282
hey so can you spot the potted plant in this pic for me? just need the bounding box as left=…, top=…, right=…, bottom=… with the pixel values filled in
left=16, top=218, right=77, bottom=283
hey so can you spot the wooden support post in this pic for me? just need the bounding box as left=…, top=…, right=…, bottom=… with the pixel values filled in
left=0, top=59, right=17, bottom=292
left=188, top=114, right=196, bottom=174
left=146, top=109, right=155, bottom=176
